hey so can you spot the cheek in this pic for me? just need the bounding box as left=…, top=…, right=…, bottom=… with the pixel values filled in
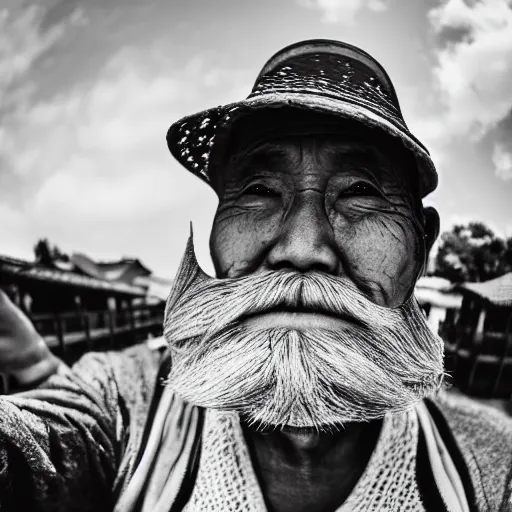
left=331, top=213, right=423, bottom=306
left=210, top=208, right=281, bottom=277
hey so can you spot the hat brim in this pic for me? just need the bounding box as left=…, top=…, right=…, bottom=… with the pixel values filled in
left=167, top=92, right=438, bottom=198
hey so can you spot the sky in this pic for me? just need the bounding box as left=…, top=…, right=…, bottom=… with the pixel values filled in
left=1, top=0, right=512, bottom=278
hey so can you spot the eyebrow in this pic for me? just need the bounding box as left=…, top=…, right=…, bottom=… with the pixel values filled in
left=226, top=138, right=403, bottom=185
left=228, top=144, right=293, bottom=179
left=324, top=142, right=385, bottom=165
left=324, top=142, right=405, bottom=183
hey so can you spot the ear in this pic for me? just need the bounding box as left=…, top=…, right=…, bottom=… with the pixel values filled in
left=422, top=206, right=440, bottom=258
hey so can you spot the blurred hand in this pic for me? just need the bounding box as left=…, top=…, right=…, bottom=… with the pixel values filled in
left=0, top=289, right=62, bottom=385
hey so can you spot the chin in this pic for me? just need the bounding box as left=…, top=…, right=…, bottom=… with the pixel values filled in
left=239, top=414, right=359, bottom=435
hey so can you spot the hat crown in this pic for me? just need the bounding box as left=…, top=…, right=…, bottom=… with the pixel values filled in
left=167, top=39, right=438, bottom=198
left=249, top=40, right=407, bottom=132
left=257, top=40, right=394, bottom=90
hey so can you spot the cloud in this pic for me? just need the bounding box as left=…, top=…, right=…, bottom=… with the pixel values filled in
left=0, top=5, right=86, bottom=108
left=427, top=0, right=512, bottom=141
left=0, top=6, right=64, bottom=90
left=0, top=3, right=85, bottom=259
left=0, top=6, right=252, bottom=277
left=0, top=4, right=88, bottom=199
left=0, top=39, right=255, bottom=275
left=298, top=0, right=388, bottom=24
left=0, top=203, right=33, bottom=260
left=367, top=0, right=388, bottom=12
left=492, top=143, right=512, bottom=180
left=9, top=47, right=241, bottom=220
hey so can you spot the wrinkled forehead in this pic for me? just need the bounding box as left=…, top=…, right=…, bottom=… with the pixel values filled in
left=214, top=110, right=418, bottom=193
left=228, top=135, right=402, bottom=177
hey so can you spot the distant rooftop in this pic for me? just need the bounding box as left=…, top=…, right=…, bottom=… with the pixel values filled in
left=0, top=255, right=33, bottom=268
left=71, top=253, right=152, bottom=283
left=0, top=254, right=147, bottom=297
left=460, top=272, right=512, bottom=307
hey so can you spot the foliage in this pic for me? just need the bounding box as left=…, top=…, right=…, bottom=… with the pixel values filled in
left=434, top=222, right=512, bottom=283
left=33, top=238, right=70, bottom=266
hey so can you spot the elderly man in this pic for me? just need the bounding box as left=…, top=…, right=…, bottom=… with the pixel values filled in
left=1, top=39, right=511, bottom=512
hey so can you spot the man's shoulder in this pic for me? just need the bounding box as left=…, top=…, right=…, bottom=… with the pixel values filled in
left=433, top=388, right=512, bottom=439
left=431, top=389, right=512, bottom=510
left=70, top=340, right=167, bottom=401
left=74, top=338, right=165, bottom=374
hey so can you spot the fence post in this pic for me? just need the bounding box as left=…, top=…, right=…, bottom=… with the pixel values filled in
left=493, top=312, right=512, bottom=397
left=128, top=301, right=136, bottom=345
left=0, top=374, right=9, bottom=395
left=466, top=307, right=486, bottom=392
left=82, top=310, right=92, bottom=352
left=107, top=309, right=116, bottom=348
left=55, top=311, right=66, bottom=358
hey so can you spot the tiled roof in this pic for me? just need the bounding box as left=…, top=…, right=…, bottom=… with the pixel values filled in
left=0, top=255, right=33, bottom=268
left=1, top=257, right=146, bottom=296
left=460, top=273, right=512, bottom=307
left=71, top=253, right=152, bottom=282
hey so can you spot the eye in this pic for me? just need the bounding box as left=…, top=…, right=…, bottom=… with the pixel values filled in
left=243, top=183, right=280, bottom=197
left=340, top=182, right=381, bottom=198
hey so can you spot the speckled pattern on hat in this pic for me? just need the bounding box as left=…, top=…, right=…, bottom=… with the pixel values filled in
left=167, top=39, right=438, bottom=198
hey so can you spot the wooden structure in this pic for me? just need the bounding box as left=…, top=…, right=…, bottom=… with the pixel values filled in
left=71, top=253, right=153, bottom=286
left=440, top=273, right=512, bottom=398
left=0, top=255, right=165, bottom=370
left=415, top=276, right=462, bottom=332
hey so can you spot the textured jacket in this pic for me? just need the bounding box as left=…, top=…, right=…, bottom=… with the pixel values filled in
left=0, top=342, right=511, bottom=511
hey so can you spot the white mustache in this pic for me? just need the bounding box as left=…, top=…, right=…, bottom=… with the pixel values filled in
left=166, top=236, right=425, bottom=343
left=163, top=234, right=445, bottom=430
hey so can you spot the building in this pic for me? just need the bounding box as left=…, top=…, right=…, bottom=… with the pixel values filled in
left=0, top=253, right=166, bottom=368
left=71, top=253, right=152, bottom=285
left=440, top=272, right=512, bottom=399
left=415, top=276, right=462, bottom=332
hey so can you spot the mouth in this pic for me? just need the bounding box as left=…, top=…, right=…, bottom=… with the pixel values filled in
left=241, top=306, right=360, bottom=332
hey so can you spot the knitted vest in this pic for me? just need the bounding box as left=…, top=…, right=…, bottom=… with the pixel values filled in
left=184, top=408, right=424, bottom=511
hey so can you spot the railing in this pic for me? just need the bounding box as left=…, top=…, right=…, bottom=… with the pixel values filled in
left=29, top=304, right=165, bottom=357
left=440, top=300, right=512, bottom=399
left=0, top=303, right=165, bottom=394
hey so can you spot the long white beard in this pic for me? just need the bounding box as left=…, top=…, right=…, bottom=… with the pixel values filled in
left=163, top=235, right=445, bottom=431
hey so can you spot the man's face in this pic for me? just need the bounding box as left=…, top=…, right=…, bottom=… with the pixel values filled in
left=210, top=133, right=425, bottom=309
left=164, top=127, right=443, bottom=430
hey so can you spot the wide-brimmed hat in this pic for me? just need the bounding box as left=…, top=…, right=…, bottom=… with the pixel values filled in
left=167, top=39, right=438, bottom=197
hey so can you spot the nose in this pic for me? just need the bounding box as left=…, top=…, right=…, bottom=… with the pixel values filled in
left=267, top=192, right=340, bottom=274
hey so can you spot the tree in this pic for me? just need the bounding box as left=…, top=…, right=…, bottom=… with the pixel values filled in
left=501, top=237, right=512, bottom=273
left=34, top=239, right=54, bottom=266
left=434, top=222, right=512, bottom=283
left=33, top=238, right=70, bottom=266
